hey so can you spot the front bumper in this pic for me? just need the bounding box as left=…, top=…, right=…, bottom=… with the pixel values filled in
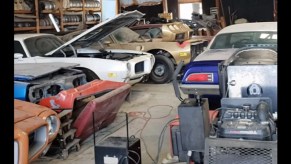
left=126, top=76, right=144, bottom=85
left=127, top=54, right=155, bottom=81
left=180, top=84, right=220, bottom=95
left=38, top=79, right=131, bottom=140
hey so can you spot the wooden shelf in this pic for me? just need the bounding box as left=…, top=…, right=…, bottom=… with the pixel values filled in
left=40, top=26, right=57, bottom=29
left=63, top=22, right=81, bottom=25
left=84, top=8, right=101, bottom=12
left=85, top=21, right=99, bottom=25
left=14, top=27, right=36, bottom=31
left=14, top=10, right=32, bottom=14
left=41, top=10, right=60, bottom=14
left=14, top=0, right=102, bottom=33
left=65, top=8, right=83, bottom=11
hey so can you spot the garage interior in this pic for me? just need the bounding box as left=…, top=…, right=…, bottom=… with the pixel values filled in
left=14, top=0, right=277, bottom=164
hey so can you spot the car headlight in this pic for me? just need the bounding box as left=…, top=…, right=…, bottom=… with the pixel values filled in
left=46, top=115, right=58, bottom=137
left=33, top=88, right=44, bottom=100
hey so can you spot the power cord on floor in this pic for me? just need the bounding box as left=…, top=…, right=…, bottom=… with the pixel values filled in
left=154, top=118, right=179, bottom=164
left=129, top=105, right=176, bottom=164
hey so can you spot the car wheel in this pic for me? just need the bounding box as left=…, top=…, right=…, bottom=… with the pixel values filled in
left=150, top=55, right=175, bottom=84
left=77, top=68, right=99, bottom=82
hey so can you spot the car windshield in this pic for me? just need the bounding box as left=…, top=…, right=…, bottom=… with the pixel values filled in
left=24, top=35, right=64, bottom=57
left=111, top=27, right=140, bottom=43
left=210, top=31, right=277, bottom=49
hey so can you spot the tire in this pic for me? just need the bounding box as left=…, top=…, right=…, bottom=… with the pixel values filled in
left=150, top=55, right=175, bottom=84
left=77, top=68, right=99, bottom=82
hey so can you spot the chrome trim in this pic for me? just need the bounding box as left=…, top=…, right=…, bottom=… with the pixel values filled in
left=46, top=115, right=58, bottom=137
left=180, top=84, right=220, bottom=95
left=28, top=125, right=48, bottom=159
left=14, top=141, right=19, bottom=164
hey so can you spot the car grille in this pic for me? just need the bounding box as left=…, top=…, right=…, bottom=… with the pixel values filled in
left=28, top=74, right=87, bottom=103
left=135, top=61, right=144, bottom=74
left=28, top=125, right=47, bottom=159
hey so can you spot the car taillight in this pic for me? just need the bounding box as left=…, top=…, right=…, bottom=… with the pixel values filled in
left=186, top=73, right=213, bottom=82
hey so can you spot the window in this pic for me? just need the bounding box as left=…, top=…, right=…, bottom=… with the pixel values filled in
left=179, top=3, right=202, bottom=19
left=210, top=31, right=277, bottom=49
left=14, top=41, right=27, bottom=57
left=24, top=36, right=63, bottom=57
left=112, top=27, right=139, bottom=43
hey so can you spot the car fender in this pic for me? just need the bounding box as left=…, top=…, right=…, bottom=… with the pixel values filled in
left=14, top=81, right=30, bottom=101
left=15, top=57, right=130, bottom=82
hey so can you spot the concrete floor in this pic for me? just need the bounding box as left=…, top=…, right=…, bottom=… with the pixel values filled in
left=32, top=83, right=186, bottom=164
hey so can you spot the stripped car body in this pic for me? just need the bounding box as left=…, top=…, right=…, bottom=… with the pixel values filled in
left=61, top=17, right=206, bottom=83
left=14, top=63, right=86, bottom=103
left=14, top=10, right=155, bottom=84
left=179, top=22, right=277, bottom=109
left=14, top=103, right=49, bottom=164
left=39, top=80, right=131, bottom=140
left=14, top=62, right=131, bottom=142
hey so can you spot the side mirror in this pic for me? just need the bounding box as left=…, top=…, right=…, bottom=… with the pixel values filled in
left=14, top=53, right=24, bottom=59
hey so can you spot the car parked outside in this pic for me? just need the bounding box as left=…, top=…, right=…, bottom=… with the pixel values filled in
left=14, top=10, right=155, bottom=85
left=179, top=22, right=277, bottom=109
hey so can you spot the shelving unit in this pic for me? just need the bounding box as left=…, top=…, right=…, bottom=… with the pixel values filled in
left=14, top=0, right=102, bottom=33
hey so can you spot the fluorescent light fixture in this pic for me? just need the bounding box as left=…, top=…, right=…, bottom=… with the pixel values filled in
left=48, top=14, right=60, bottom=32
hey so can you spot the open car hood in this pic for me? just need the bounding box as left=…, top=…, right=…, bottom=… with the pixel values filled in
left=46, top=10, right=144, bottom=56
left=14, top=63, right=79, bottom=81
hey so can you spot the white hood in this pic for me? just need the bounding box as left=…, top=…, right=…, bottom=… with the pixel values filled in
left=194, top=49, right=238, bottom=61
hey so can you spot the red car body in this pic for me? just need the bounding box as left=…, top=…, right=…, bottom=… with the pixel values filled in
left=38, top=79, right=131, bottom=140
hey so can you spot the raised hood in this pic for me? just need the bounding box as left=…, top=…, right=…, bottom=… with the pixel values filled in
left=46, top=10, right=145, bottom=56
left=14, top=63, right=79, bottom=81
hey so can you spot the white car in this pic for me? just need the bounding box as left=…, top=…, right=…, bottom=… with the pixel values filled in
left=14, top=11, right=155, bottom=85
